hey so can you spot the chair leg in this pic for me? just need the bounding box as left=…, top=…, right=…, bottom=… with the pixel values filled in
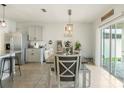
left=57, top=77, right=60, bottom=88
left=0, top=59, right=4, bottom=88
left=1, top=59, right=6, bottom=80
left=74, top=81, right=76, bottom=88
left=58, top=81, right=60, bottom=88
left=15, top=57, right=21, bottom=76
left=10, top=57, right=14, bottom=81
left=0, top=59, right=6, bottom=88
left=0, top=79, right=2, bottom=88
left=74, top=77, right=78, bottom=88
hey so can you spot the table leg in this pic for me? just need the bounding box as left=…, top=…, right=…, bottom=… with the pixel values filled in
left=10, top=58, right=13, bottom=80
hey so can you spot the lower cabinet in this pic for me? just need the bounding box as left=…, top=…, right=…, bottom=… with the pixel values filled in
left=26, top=48, right=41, bottom=63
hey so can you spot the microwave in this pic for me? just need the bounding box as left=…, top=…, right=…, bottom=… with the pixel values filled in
left=6, top=43, right=10, bottom=50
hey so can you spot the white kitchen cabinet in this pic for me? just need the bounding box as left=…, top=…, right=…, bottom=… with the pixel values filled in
left=26, top=48, right=41, bottom=62
left=28, top=26, right=36, bottom=40
left=35, top=26, right=42, bottom=40
left=4, top=33, right=11, bottom=43
left=28, top=25, right=42, bottom=41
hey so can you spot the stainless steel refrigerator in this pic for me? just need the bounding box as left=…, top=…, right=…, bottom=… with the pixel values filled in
left=10, top=32, right=27, bottom=64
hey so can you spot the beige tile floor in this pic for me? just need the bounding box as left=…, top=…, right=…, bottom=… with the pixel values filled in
left=1, top=63, right=123, bottom=88
left=86, top=65, right=123, bottom=88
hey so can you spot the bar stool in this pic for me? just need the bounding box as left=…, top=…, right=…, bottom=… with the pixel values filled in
left=0, top=56, right=21, bottom=88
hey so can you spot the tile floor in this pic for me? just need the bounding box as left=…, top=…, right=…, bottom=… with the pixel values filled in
left=86, top=65, right=123, bottom=88
left=1, top=63, right=123, bottom=88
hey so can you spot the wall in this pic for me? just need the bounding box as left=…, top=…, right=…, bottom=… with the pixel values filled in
left=16, top=22, right=94, bottom=60
left=93, top=20, right=101, bottom=66
left=43, top=23, right=94, bottom=58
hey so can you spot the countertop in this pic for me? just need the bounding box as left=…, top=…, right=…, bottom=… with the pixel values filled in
left=0, top=50, right=21, bottom=59
left=28, top=48, right=42, bottom=49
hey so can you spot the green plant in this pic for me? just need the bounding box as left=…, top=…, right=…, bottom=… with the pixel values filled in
left=74, top=41, right=81, bottom=50
left=104, top=57, right=121, bottom=62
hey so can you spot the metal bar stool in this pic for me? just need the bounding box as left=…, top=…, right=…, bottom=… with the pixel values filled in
left=0, top=57, right=13, bottom=88
left=0, top=56, right=21, bottom=88
left=11, top=56, right=21, bottom=76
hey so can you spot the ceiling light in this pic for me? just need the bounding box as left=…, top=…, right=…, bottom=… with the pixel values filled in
left=41, top=9, right=47, bottom=12
left=0, top=4, right=7, bottom=27
left=1, top=20, right=6, bottom=27
left=64, top=9, right=73, bottom=37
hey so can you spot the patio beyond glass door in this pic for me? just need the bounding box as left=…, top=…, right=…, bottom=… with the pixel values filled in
left=113, top=23, right=123, bottom=80
left=102, top=27, right=111, bottom=72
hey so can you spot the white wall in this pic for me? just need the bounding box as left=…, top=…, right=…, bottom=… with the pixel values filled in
left=43, top=23, right=94, bottom=57
left=17, top=22, right=94, bottom=60
left=93, top=20, right=101, bottom=66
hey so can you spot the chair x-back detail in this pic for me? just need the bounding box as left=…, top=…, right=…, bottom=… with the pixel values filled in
left=56, top=55, right=80, bottom=88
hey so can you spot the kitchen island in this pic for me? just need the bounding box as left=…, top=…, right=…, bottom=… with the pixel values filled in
left=0, top=50, right=21, bottom=80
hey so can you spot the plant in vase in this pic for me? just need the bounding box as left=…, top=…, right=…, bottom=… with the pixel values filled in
left=74, top=41, right=81, bottom=54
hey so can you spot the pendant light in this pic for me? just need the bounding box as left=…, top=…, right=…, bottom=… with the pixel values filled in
left=64, top=9, right=73, bottom=37
left=0, top=4, right=7, bottom=27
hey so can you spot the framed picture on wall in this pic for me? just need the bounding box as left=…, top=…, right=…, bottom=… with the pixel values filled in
left=56, top=40, right=63, bottom=53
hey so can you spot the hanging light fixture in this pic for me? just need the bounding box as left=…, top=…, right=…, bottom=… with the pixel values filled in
left=64, top=9, right=73, bottom=37
left=0, top=4, right=7, bottom=27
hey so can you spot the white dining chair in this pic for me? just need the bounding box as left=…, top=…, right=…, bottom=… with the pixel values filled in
left=56, top=55, right=80, bottom=88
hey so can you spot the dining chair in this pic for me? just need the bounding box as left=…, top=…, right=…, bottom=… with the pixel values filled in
left=56, top=55, right=80, bottom=88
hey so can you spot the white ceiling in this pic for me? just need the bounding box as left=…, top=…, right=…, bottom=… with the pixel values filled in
left=0, top=4, right=113, bottom=23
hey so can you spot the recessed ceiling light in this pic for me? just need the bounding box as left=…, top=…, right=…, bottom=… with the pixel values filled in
left=41, top=9, right=47, bottom=12
left=1, top=4, right=6, bottom=6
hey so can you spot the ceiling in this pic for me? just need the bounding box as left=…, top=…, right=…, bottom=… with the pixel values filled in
left=0, top=4, right=113, bottom=23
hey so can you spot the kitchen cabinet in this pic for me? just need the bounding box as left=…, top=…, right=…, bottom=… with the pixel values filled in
left=28, top=25, right=42, bottom=41
left=26, top=48, right=41, bottom=62
left=4, top=33, right=11, bottom=43
left=28, top=26, right=35, bottom=40
left=35, top=26, right=42, bottom=40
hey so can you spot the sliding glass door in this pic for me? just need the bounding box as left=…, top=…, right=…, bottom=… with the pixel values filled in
left=113, top=23, right=123, bottom=80
left=111, top=25, right=116, bottom=74
left=101, top=23, right=124, bottom=81
left=101, top=27, right=111, bottom=72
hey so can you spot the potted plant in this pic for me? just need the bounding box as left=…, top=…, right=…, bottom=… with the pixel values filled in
left=74, top=41, right=81, bottom=54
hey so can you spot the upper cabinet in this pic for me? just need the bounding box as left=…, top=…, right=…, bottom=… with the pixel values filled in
left=35, top=26, right=42, bottom=40
left=28, top=26, right=35, bottom=40
left=4, top=33, right=11, bottom=43
left=28, top=25, right=42, bottom=41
